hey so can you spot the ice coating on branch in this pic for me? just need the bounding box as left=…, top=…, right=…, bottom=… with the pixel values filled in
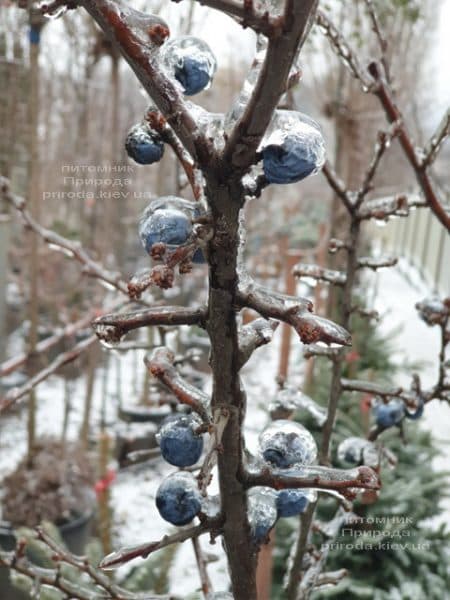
left=260, top=111, right=326, bottom=184
left=259, top=420, right=317, bottom=468
left=201, top=494, right=221, bottom=519
left=276, top=487, right=316, bottom=518
left=373, top=398, right=405, bottom=429
left=155, top=472, right=202, bottom=526
left=186, top=102, right=226, bottom=150
left=161, top=36, right=217, bottom=96
left=337, top=437, right=379, bottom=468
left=416, top=297, right=450, bottom=326
left=269, top=387, right=327, bottom=425
left=247, top=486, right=278, bottom=543
left=157, top=414, right=204, bottom=467
left=139, top=196, right=202, bottom=254
left=225, top=37, right=267, bottom=129
left=125, top=122, right=164, bottom=165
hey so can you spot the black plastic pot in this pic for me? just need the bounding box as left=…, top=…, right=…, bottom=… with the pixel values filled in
left=0, top=509, right=94, bottom=599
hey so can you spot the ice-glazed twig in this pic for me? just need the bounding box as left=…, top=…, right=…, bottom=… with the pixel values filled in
left=0, top=176, right=130, bottom=296
left=144, top=346, right=211, bottom=422
left=98, top=519, right=222, bottom=570
left=242, top=464, right=381, bottom=494
left=357, top=256, right=398, bottom=270
left=198, top=407, right=230, bottom=493
left=237, top=318, right=279, bottom=369
left=172, top=0, right=280, bottom=37
left=356, top=192, right=426, bottom=220
left=297, top=512, right=350, bottom=598
left=79, top=0, right=213, bottom=165
left=367, top=61, right=450, bottom=231
left=0, top=529, right=174, bottom=600
left=92, top=305, right=207, bottom=345
left=222, top=0, right=318, bottom=170
left=421, top=107, right=450, bottom=169
left=0, top=335, right=97, bottom=413
left=322, top=162, right=354, bottom=214
left=237, top=281, right=351, bottom=347
left=292, top=263, right=347, bottom=286
left=316, top=10, right=374, bottom=90
left=363, top=0, right=390, bottom=82
left=355, top=124, right=400, bottom=206
left=146, top=110, right=204, bottom=202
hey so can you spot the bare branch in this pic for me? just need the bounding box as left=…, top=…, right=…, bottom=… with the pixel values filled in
left=172, top=0, right=280, bottom=36
left=145, top=346, right=211, bottom=422
left=79, top=0, right=212, bottom=165
left=192, top=537, right=213, bottom=598
left=0, top=176, right=130, bottom=296
left=421, top=107, right=450, bottom=169
left=237, top=282, right=351, bottom=347
left=292, top=263, right=347, bottom=286
left=92, top=305, right=207, bottom=345
left=322, top=162, right=354, bottom=213
left=0, top=312, right=94, bottom=377
left=356, top=192, right=426, bottom=220
left=197, top=407, right=230, bottom=493
left=357, top=256, right=397, bottom=271
left=243, top=464, right=381, bottom=494
left=0, top=335, right=97, bottom=413
left=98, top=519, right=222, bottom=570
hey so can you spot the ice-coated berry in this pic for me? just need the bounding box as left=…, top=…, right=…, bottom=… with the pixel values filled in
left=155, top=472, right=202, bottom=526
left=125, top=123, right=164, bottom=165
left=374, top=399, right=405, bottom=429
left=261, top=111, right=325, bottom=185
left=162, top=36, right=217, bottom=96
left=139, top=196, right=197, bottom=254
left=259, top=420, right=317, bottom=469
left=247, top=487, right=278, bottom=543
left=157, top=414, right=203, bottom=467
left=337, top=437, right=379, bottom=468
left=276, top=488, right=311, bottom=518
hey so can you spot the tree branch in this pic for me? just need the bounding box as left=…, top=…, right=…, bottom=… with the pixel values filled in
left=92, top=305, right=207, bottom=345
left=144, top=346, right=211, bottom=422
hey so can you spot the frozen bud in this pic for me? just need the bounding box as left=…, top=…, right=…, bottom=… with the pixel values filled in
left=155, top=472, right=202, bottom=526
left=258, top=420, right=317, bottom=468
left=260, top=111, right=325, bottom=185
left=162, top=36, right=217, bottom=96
left=247, top=487, right=278, bottom=543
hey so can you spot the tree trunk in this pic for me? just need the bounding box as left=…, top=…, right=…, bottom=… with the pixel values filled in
left=206, top=179, right=257, bottom=600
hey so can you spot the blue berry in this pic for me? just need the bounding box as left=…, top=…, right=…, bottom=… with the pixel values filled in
left=162, top=36, right=217, bottom=96
left=157, top=414, right=203, bottom=467
left=247, top=487, right=278, bottom=543
left=261, top=111, right=325, bottom=185
left=174, top=56, right=212, bottom=96
left=259, top=420, right=317, bottom=469
left=155, top=472, right=202, bottom=526
left=262, top=137, right=317, bottom=184
left=139, top=197, right=194, bottom=254
left=125, top=123, right=164, bottom=165
left=374, top=399, right=405, bottom=428
left=276, top=489, right=309, bottom=518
